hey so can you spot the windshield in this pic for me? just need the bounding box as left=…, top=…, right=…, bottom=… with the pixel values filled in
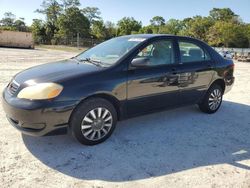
left=75, top=37, right=146, bottom=66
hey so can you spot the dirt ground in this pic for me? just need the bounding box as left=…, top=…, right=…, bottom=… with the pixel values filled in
left=0, top=47, right=250, bottom=188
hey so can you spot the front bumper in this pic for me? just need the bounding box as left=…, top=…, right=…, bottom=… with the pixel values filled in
left=2, top=88, right=79, bottom=136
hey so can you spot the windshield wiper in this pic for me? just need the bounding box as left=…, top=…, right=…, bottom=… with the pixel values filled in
left=78, top=58, right=107, bottom=67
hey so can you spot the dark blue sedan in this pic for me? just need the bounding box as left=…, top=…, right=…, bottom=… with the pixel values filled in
left=2, top=34, right=235, bottom=145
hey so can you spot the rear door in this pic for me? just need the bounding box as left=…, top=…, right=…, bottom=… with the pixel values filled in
left=176, top=39, right=215, bottom=104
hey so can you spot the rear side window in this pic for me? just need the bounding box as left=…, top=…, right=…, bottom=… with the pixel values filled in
left=179, top=41, right=210, bottom=63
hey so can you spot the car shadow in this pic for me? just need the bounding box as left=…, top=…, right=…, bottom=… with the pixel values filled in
left=22, top=100, right=250, bottom=181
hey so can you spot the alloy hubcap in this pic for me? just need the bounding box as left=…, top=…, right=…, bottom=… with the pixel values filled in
left=81, top=107, right=113, bottom=141
left=208, top=89, right=222, bottom=110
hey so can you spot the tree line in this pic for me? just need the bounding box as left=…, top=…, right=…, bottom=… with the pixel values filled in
left=0, top=0, right=250, bottom=48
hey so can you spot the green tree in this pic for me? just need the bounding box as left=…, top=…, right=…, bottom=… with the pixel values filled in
left=62, top=0, right=80, bottom=9
left=158, top=19, right=183, bottom=35
left=82, top=7, right=101, bottom=25
left=91, top=20, right=106, bottom=39
left=12, top=6, right=250, bottom=48
left=209, top=8, right=239, bottom=22
left=14, top=18, right=28, bottom=32
left=150, top=16, right=165, bottom=26
left=31, top=19, right=47, bottom=43
left=117, top=17, right=142, bottom=35
left=0, top=12, right=16, bottom=27
left=91, top=21, right=116, bottom=40
left=245, top=24, right=250, bottom=47
left=57, top=7, right=90, bottom=40
left=149, top=16, right=166, bottom=34
left=179, top=16, right=214, bottom=42
left=0, top=12, right=29, bottom=32
left=139, top=25, right=154, bottom=34
left=104, top=21, right=117, bottom=39
left=36, top=0, right=63, bottom=42
left=207, top=21, right=249, bottom=47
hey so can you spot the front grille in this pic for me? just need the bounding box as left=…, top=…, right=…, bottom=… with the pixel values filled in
left=7, top=80, right=20, bottom=95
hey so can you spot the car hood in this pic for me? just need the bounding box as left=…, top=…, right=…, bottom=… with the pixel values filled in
left=14, top=59, right=102, bottom=84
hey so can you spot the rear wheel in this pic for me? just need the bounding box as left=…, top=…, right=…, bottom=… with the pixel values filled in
left=70, top=98, right=117, bottom=145
left=199, top=84, right=223, bottom=114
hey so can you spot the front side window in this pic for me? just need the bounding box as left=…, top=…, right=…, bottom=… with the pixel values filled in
left=133, top=40, right=174, bottom=66
left=179, top=41, right=210, bottom=63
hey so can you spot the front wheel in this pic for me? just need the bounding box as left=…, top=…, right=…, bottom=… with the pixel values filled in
left=70, top=98, right=117, bottom=145
left=199, top=84, right=223, bottom=114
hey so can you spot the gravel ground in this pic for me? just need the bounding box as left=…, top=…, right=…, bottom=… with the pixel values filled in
left=0, top=47, right=250, bottom=188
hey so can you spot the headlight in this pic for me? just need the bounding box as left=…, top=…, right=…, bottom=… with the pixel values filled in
left=17, top=83, right=63, bottom=100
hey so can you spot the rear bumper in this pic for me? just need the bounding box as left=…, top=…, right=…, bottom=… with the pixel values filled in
left=224, top=76, right=235, bottom=94
left=2, top=88, right=79, bottom=136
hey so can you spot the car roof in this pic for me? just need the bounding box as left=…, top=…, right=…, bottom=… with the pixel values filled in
left=119, top=34, right=204, bottom=42
left=119, top=34, right=212, bottom=51
left=123, top=33, right=201, bottom=39
left=120, top=34, right=175, bottom=39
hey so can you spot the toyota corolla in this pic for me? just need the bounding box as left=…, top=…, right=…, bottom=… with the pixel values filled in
left=2, top=34, right=235, bottom=145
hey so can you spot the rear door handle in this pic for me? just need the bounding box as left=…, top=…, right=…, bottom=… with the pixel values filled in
left=171, top=68, right=178, bottom=75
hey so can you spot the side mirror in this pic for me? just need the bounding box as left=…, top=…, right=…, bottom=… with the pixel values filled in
left=131, top=57, right=150, bottom=67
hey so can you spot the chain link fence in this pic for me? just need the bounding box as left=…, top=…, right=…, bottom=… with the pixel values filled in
left=214, top=47, right=250, bottom=56
left=54, top=37, right=103, bottom=47
left=214, top=47, right=250, bottom=62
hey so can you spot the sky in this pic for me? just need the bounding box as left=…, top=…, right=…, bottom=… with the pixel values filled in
left=0, top=0, right=249, bottom=26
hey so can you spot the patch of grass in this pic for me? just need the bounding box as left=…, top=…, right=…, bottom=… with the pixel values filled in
left=36, top=45, right=88, bottom=53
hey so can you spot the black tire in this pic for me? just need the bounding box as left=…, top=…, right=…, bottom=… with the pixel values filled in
left=198, top=84, right=223, bottom=114
left=70, top=98, right=117, bottom=145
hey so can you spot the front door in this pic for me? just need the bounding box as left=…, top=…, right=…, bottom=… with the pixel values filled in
left=127, top=38, right=181, bottom=116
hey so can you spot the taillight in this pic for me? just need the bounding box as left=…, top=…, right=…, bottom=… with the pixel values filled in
left=230, top=63, right=235, bottom=73
left=229, top=63, right=235, bottom=69
left=224, top=63, right=234, bottom=77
